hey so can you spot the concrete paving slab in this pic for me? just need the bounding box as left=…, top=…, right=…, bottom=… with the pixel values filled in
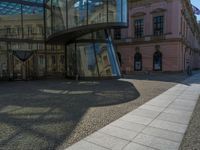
left=163, top=108, right=193, bottom=116
left=172, top=99, right=197, bottom=107
left=123, top=142, right=155, bottom=150
left=129, top=108, right=160, bottom=119
left=177, top=94, right=199, bottom=101
left=110, top=120, right=146, bottom=133
left=162, top=90, right=183, bottom=96
left=149, top=119, right=187, bottom=133
left=99, top=125, right=138, bottom=141
left=84, top=132, right=129, bottom=150
left=146, top=99, right=172, bottom=107
left=133, top=133, right=180, bottom=150
left=168, top=103, right=195, bottom=112
left=142, top=126, right=183, bottom=142
left=139, top=104, right=165, bottom=112
left=157, top=112, right=191, bottom=125
left=66, top=140, right=108, bottom=150
left=120, top=114, right=153, bottom=125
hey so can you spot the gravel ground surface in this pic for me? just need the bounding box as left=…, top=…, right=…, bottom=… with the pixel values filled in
left=0, top=73, right=187, bottom=150
left=179, top=97, right=200, bottom=150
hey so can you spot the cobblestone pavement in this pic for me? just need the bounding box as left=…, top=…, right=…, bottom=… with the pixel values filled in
left=0, top=73, right=187, bottom=150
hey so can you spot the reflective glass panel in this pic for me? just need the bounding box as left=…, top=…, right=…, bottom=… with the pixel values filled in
left=22, top=4, right=44, bottom=40
left=52, top=0, right=67, bottom=32
left=95, top=43, right=113, bottom=76
left=122, top=0, right=127, bottom=23
left=68, top=0, right=87, bottom=28
left=0, top=2, right=22, bottom=39
left=0, top=42, right=7, bottom=79
left=76, top=43, right=98, bottom=77
left=108, top=0, right=122, bottom=22
left=67, top=43, right=77, bottom=76
left=46, top=0, right=51, bottom=36
left=88, top=0, right=107, bottom=24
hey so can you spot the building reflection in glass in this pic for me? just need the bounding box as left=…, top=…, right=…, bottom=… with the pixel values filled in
left=47, top=0, right=128, bottom=34
left=66, top=30, right=121, bottom=78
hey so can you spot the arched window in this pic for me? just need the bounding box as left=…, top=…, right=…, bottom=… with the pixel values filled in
left=134, top=52, right=142, bottom=71
left=153, top=51, right=162, bottom=71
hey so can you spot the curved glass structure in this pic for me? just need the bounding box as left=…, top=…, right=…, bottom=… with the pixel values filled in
left=45, top=0, right=127, bottom=78
left=46, top=0, right=128, bottom=43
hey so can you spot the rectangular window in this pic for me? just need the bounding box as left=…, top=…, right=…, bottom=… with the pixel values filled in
left=153, top=16, right=164, bottom=36
left=134, top=19, right=144, bottom=38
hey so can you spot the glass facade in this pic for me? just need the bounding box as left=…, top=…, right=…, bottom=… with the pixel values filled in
left=0, top=1, right=44, bottom=40
left=46, top=0, right=128, bottom=35
left=0, top=0, right=127, bottom=79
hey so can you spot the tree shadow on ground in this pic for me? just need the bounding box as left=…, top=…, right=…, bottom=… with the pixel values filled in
left=0, top=79, right=139, bottom=150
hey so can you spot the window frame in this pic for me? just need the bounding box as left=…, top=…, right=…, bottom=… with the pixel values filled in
left=153, top=15, right=164, bottom=36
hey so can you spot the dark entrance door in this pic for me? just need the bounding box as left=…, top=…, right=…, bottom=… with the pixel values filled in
left=134, top=52, right=142, bottom=71
left=153, top=51, right=162, bottom=71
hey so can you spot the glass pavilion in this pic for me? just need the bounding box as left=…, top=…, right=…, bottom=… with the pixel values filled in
left=0, top=0, right=128, bottom=80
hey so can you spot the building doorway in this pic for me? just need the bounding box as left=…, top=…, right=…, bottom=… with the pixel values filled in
left=134, top=52, right=142, bottom=71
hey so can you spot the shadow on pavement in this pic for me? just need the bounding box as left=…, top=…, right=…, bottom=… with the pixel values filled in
left=0, top=79, right=139, bottom=150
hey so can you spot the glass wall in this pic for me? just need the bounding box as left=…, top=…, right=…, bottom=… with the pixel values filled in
left=0, top=42, right=8, bottom=79
left=88, top=0, right=107, bottom=24
left=46, top=0, right=52, bottom=36
left=68, top=0, right=87, bottom=28
left=22, top=4, right=44, bottom=40
left=108, top=0, right=122, bottom=22
left=46, top=0, right=128, bottom=36
left=66, top=43, right=77, bottom=76
left=0, top=1, right=46, bottom=80
left=0, top=2, right=22, bottom=39
left=76, top=43, right=99, bottom=77
left=66, top=30, right=121, bottom=78
left=52, top=0, right=67, bottom=33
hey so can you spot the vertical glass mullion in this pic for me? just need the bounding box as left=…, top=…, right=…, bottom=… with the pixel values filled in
left=107, top=0, right=108, bottom=23
left=65, top=44, right=67, bottom=76
left=121, top=0, right=123, bottom=22
left=66, top=0, right=68, bottom=30
left=87, top=0, right=88, bottom=25
left=51, top=0, right=53, bottom=34
left=92, top=33, right=100, bottom=77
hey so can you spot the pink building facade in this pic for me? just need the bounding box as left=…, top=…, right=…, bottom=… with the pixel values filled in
left=114, top=0, right=200, bottom=74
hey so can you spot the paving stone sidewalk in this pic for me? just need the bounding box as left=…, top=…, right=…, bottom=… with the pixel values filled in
left=66, top=73, right=200, bottom=150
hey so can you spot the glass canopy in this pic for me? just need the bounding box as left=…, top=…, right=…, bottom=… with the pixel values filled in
left=0, top=1, right=43, bottom=15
